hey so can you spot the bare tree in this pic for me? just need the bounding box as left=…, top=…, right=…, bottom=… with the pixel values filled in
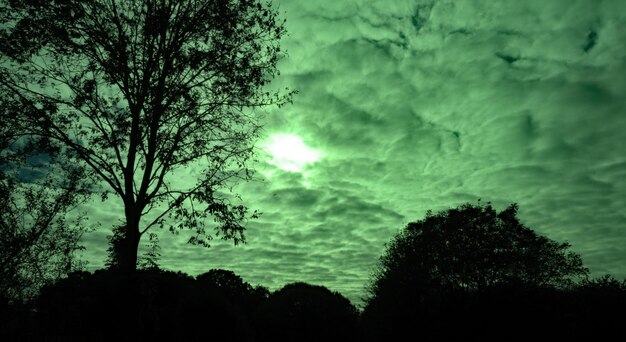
left=0, top=0, right=293, bottom=271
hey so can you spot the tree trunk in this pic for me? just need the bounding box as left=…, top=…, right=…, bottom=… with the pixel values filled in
left=119, top=209, right=141, bottom=272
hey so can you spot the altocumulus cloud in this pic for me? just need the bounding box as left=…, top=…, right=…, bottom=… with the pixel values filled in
left=79, top=0, right=626, bottom=304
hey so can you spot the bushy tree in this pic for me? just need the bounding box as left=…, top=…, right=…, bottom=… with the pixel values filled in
left=196, top=268, right=269, bottom=315
left=196, top=269, right=258, bottom=298
left=254, top=282, right=359, bottom=342
left=1, top=0, right=293, bottom=271
left=368, top=201, right=588, bottom=301
left=362, top=201, right=590, bottom=341
left=34, top=269, right=199, bottom=340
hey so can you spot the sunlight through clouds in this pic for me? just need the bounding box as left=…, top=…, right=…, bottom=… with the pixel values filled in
left=263, top=134, right=323, bottom=172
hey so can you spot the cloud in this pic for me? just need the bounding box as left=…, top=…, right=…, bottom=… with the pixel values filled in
left=77, top=0, right=626, bottom=305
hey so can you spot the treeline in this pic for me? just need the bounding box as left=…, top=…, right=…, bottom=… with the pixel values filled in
left=0, top=268, right=359, bottom=341
left=1, top=202, right=625, bottom=341
left=0, top=267, right=624, bottom=341
left=362, top=275, right=626, bottom=341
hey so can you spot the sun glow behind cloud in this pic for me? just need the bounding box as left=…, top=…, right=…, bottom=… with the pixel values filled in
left=263, top=134, right=322, bottom=172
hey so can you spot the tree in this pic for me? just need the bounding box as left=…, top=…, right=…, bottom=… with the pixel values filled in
left=368, top=202, right=588, bottom=301
left=0, top=176, right=87, bottom=302
left=1, top=0, right=293, bottom=271
left=196, top=268, right=269, bottom=313
left=0, top=97, right=89, bottom=301
left=253, top=283, right=359, bottom=342
left=138, top=232, right=161, bottom=270
left=34, top=269, right=202, bottom=340
left=196, top=269, right=256, bottom=297
left=104, top=224, right=126, bottom=270
left=362, top=201, right=589, bottom=341
left=106, top=224, right=162, bottom=270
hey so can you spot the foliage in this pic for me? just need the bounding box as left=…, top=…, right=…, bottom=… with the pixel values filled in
left=0, top=97, right=89, bottom=302
left=24, top=268, right=256, bottom=340
left=107, top=224, right=161, bottom=270
left=254, top=282, right=359, bottom=342
left=196, top=269, right=259, bottom=295
left=578, top=274, right=626, bottom=293
left=0, top=267, right=621, bottom=340
left=104, top=224, right=125, bottom=270
left=0, top=176, right=87, bottom=301
left=35, top=269, right=196, bottom=340
left=362, top=201, right=592, bottom=340
left=196, top=268, right=269, bottom=314
left=0, top=0, right=294, bottom=270
left=138, top=232, right=161, bottom=270
left=368, top=202, right=588, bottom=301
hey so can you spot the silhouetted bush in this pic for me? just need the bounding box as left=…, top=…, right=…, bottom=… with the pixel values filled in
left=253, top=282, right=359, bottom=342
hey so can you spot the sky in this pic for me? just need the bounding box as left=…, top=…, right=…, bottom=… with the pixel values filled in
left=79, top=0, right=626, bottom=305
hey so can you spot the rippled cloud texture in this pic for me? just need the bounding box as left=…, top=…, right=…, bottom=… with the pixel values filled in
left=81, top=0, right=626, bottom=304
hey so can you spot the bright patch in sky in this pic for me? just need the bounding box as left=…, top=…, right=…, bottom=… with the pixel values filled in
left=263, top=134, right=322, bottom=172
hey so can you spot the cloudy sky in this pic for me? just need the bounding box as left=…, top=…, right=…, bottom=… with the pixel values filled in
left=79, top=0, right=626, bottom=305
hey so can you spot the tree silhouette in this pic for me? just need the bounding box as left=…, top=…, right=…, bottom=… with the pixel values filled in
left=0, top=97, right=89, bottom=302
left=106, top=224, right=161, bottom=270
left=196, top=268, right=268, bottom=302
left=104, top=224, right=125, bottom=270
left=369, top=201, right=587, bottom=298
left=0, top=0, right=293, bottom=271
left=138, top=232, right=161, bottom=270
left=253, top=282, right=359, bottom=342
left=29, top=268, right=268, bottom=340
left=362, top=201, right=590, bottom=341
left=196, top=268, right=269, bottom=317
left=34, top=269, right=197, bottom=340
left=571, top=274, right=626, bottom=338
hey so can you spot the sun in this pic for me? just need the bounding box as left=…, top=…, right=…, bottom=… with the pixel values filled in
left=263, top=134, right=322, bottom=172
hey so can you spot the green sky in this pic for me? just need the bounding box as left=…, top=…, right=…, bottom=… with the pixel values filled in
left=79, top=0, right=626, bottom=305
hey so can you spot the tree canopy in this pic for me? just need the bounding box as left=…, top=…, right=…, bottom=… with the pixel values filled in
left=253, top=282, right=359, bottom=342
left=368, top=202, right=588, bottom=302
left=0, top=0, right=293, bottom=271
